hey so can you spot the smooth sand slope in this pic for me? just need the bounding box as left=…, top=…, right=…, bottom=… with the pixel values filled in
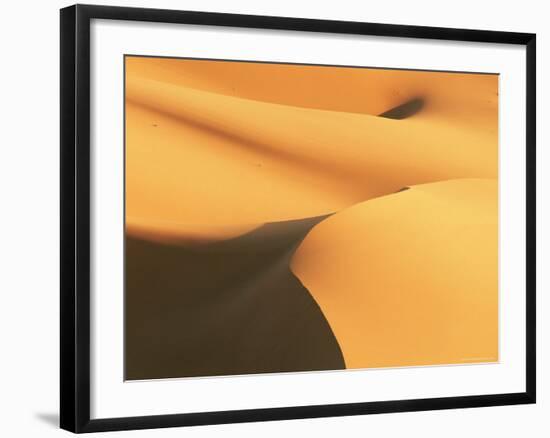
left=291, top=179, right=498, bottom=368
left=124, top=56, right=499, bottom=378
left=125, top=57, right=497, bottom=240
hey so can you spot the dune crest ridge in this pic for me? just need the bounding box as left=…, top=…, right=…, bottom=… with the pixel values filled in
left=290, top=179, right=498, bottom=369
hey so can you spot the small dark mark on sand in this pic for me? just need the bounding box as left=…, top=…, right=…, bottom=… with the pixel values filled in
left=379, top=98, right=424, bottom=120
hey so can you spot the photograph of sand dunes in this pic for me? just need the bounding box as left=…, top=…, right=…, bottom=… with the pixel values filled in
left=124, top=55, right=498, bottom=381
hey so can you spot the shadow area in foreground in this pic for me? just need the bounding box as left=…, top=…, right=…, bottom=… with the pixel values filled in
left=125, top=214, right=345, bottom=380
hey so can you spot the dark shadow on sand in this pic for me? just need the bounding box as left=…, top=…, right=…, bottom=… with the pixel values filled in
left=125, top=214, right=345, bottom=380
left=379, top=98, right=424, bottom=120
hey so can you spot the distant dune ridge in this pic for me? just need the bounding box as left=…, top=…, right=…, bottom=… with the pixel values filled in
left=125, top=56, right=498, bottom=380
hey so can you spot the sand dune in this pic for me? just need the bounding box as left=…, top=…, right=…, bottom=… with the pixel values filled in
left=127, top=56, right=497, bottom=128
left=291, top=179, right=498, bottom=368
left=124, top=56, right=499, bottom=379
left=126, top=63, right=497, bottom=241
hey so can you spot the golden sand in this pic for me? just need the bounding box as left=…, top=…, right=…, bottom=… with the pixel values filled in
left=290, top=179, right=498, bottom=368
left=125, top=57, right=497, bottom=239
left=125, top=56, right=498, bottom=373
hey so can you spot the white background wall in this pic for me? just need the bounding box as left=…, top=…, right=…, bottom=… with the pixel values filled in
left=0, top=0, right=546, bottom=436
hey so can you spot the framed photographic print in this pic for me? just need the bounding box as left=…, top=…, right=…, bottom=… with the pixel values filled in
left=60, top=4, right=536, bottom=433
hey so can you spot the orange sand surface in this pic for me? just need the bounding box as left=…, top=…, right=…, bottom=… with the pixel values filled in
left=125, top=57, right=497, bottom=241
left=125, top=56, right=498, bottom=374
left=290, top=179, right=498, bottom=368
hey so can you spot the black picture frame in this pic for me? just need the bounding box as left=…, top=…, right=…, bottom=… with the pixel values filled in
left=60, top=4, right=536, bottom=433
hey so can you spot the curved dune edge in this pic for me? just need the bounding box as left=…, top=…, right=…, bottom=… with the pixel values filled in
left=125, top=215, right=345, bottom=380
left=290, top=179, right=498, bottom=369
